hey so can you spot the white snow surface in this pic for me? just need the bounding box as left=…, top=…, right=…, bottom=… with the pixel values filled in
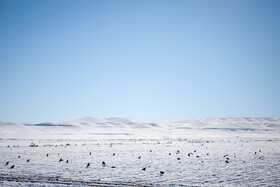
left=0, top=117, right=280, bottom=186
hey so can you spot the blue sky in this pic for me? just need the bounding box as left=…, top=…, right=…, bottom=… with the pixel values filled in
left=0, top=0, right=280, bottom=123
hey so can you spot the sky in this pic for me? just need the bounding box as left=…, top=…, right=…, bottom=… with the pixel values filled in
left=0, top=0, right=280, bottom=123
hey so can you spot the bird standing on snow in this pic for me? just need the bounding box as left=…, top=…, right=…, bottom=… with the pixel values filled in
left=5, top=161, right=9, bottom=166
left=86, top=163, right=90, bottom=167
left=10, top=165, right=15, bottom=169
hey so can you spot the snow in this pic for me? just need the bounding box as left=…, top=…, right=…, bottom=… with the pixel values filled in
left=0, top=117, right=280, bottom=186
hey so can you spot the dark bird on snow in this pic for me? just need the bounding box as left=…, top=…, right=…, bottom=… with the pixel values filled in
left=150, top=150, right=152, bottom=152
left=177, top=158, right=180, bottom=160
left=10, top=165, right=15, bottom=169
left=5, top=161, right=9, bottom=166
left=59, top=158, right=63, bottom=162
left=102, top=161, right=106, bottom=165
left=86, top=163, right=90, bottom=167
left=138, top=156, right=141, bottom=159
left=223, top=154, right=228, bottom=157
left=176, top=150, right=180, bottom=154
left=18, top=156, right=21, bottom=158
left=47, top=154, right=49, bottom=157
left=111, top=166, right=116, bottom=168
left=194, top=150, right=196, bottom=153
left=188, top=153, right=193, bottom=157
left=169, top=153, right=171, bottom=155
left=113, top=153, right=115, bottom=156
left=196, top=155, right=200, bottom=158
left=27, top=159, right=30, bottom=162
left=66, top=160, right=69, bottom=163
left=225, top=160, right=229, bottom=163
left=89, top=152, right=91, bottom=155
left=160, top=171, right=164, bottom=175
left=206, top=153, right=209, bottom=156
left=142, top=167, right=146, bottom=171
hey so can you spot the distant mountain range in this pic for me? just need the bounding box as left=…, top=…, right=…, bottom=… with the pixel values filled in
left=1, top=117, right=280, bottom=130
left=1, top=117, right=280, bottom=139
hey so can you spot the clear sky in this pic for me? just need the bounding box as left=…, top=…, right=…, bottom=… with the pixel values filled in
left=0, top=0, right=279, bottom=123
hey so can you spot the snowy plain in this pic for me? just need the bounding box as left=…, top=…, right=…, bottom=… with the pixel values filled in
left=0, top=117, right=280, bottom=186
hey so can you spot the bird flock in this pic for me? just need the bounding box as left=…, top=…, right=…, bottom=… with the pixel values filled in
left=3, top=141, right=268, bottom=176
left=1, top=138, right=276, bottom=186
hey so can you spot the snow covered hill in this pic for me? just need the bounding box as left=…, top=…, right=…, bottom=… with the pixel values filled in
left=0, top=117, right=280, bottom=139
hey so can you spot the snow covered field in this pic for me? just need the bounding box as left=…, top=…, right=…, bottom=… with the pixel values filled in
left=0, top=117, right=280, bottom=186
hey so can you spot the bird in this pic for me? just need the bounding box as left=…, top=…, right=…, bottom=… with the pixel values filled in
left=194, top=150, right=196, bottom=153
left=177, top=158, right=180, bottom=160
left=138, top=156, right=141, bottom=159
left=206, top=153, right=209, bottom=156
left=86, top=163, right=90, bottom=167
left=169, top=153, right=171, bottom=155
left=18, top=156, right=21, bottom=158
left=47, top=154, right=49, bottom=157
left=102, top=161, right=106, bottom=165
left=27, top=159, right=30, bottom=162
left=176, top=150, right=180, bottom=154
left=196, top=155, right=200, bottom=158
left=5, top=161, right=9, bottom=166
left=66, top=160, right=69, bottom=163
left=225, top=160, right=229, bottom=163
left=59, top=159, right=63, bottom=162
left=10, top=165, right=15, bottom=169
left=111, top=166, right=116, bottom=168
left=113, top=153, right=115, bottom=156
left=188, top=153, right=193, bottom=157
left=160, top=171, right=164, bottom=175
left=89, top=152, right=91, bottom=155
left=150, top=150, right=152, bottom=152
left=142, top=167, right=146, bottom=171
